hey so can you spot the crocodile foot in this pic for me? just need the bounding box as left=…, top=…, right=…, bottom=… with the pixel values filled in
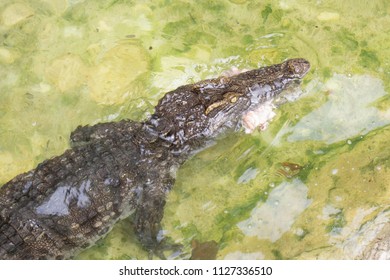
left=147, top=238, right=184, bottom=260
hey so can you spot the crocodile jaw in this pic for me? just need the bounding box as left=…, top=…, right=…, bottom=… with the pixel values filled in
left=242, top=100, right=277, bottom=133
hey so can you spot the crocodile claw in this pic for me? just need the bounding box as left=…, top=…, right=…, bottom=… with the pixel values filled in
left=147, top=239, right=184, bottom=260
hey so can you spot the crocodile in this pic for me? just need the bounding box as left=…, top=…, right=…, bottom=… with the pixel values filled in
left=0, top=58, right=310, bottom=259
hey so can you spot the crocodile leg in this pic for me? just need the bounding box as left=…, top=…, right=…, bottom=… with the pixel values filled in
left=133, top=174, right=176, bottom=258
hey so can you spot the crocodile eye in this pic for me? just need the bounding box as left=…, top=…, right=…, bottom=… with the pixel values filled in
left=230, top=96, right=238, bottom=103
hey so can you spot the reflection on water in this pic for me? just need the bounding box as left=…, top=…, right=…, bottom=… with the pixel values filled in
left=36, top=180, right=91, bottom=216
left=287, top=74, right=390, bottom=143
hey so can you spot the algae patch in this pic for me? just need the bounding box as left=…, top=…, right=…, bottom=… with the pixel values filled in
left=88, top=43, right=149, bottom=105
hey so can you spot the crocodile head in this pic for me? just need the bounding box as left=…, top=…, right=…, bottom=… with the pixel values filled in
left=146, top=58, right=310, bottom=148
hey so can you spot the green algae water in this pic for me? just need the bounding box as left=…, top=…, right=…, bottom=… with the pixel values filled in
left=0, top=0, right=389, bottom=259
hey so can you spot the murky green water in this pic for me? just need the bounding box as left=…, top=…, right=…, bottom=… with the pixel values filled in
left=0, top=0, right=389, bottom=259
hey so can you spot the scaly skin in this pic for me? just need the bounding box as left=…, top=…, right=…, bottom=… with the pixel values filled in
left=0, top=58, right=310, bottom=259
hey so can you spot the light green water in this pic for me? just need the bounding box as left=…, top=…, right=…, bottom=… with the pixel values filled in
left=0, top=0, right=389, bottom=259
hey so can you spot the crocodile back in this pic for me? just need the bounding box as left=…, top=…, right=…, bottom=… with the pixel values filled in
left=0, top=134, right=142, bottom=259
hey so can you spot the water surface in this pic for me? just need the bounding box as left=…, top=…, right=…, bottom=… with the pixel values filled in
left=0, top=0, right=389, bottom=259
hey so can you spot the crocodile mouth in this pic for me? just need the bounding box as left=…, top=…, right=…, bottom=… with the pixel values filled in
left=241, top=100, right=276, bottom=133
left=241, top=80, right=304, bottom=134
